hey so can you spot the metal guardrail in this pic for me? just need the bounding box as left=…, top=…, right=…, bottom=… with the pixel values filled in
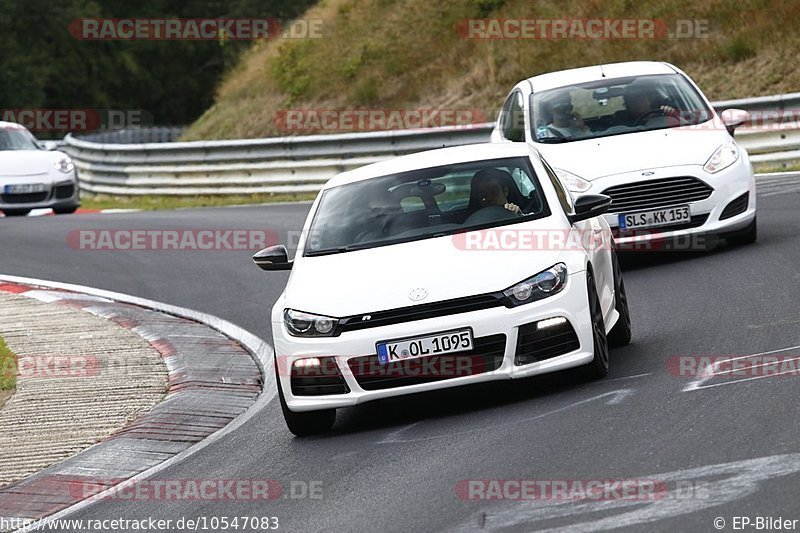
left=77, top=127, right=184, bottom=144
left=63, top=125, right=493, bottom=195
left=62, top=93, right=800, bottom=196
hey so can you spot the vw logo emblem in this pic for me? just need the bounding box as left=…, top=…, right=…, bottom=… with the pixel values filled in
left=642, top=171, right=655, bottom=176
left=408, top=288, right=428, bottom=301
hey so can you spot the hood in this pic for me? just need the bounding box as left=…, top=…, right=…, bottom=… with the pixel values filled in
left=284, top=219, right=566, bottom=317
left=0, top=150, right=52, bottom=176
left=0, top=150, right=54, bottom=179
left=535, top=128, right=731, bottom=180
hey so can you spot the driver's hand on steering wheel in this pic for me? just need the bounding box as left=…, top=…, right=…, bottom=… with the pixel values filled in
left=660, top=105, right=679, bottom=118
left=504, top=203, right=522, bottom=215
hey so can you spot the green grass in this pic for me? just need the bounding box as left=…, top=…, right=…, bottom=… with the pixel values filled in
left=182, top=0, right=800, bottom=141
left=0, top=336, right=16, bottom=392
left=80, top=192, right=318, bottom=211
left=753, top=161, right=800, bottom=173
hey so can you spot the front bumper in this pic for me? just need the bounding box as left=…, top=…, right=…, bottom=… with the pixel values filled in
left=0, top=174, right=80, bottom=211
left=273, top=271, right=596, bottom=412
left=595, top=159, right=756, bottom=249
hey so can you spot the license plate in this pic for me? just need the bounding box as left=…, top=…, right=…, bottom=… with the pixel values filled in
left=376, top=328, right=474, bottom=365
left=3, top=183, right=45, bottom=194
left=618, top=205, right=690, bottom=230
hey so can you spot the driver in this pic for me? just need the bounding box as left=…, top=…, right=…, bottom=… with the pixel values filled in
left=621, top=79, right=679, bottom=126
left=472, top=169, right=522, bottom=215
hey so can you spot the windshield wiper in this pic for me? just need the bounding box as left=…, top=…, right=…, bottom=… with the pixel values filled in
left=305, top=243, right=370, bottom=256
left=536, top=137, right=571, bottom=144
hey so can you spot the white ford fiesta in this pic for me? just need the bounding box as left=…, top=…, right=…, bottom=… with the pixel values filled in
left=491, top=61, right=757, bottom=250
left=254, top=143, right=632, bottom=436
left=0, top=121, right=80, bottom=216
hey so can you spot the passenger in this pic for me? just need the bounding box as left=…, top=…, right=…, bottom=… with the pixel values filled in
left=472, top=169, right=522, bottom=215
left=546, top=94, right=589, bottom=138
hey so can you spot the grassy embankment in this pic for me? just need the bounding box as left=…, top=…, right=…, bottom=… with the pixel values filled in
left=97, top=0, right=800, bottom=209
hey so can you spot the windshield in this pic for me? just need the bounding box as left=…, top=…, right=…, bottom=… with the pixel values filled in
left=531, top=74, right=713, bottom=143
left=0, top=126, right=40, bottom=151
left=304, top=157, right=551, bottom=255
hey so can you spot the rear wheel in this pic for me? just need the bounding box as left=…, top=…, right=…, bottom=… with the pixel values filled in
left=583, top=270, right=609, bottom=379
left=607, top=252, right=632, bottom=347
left=1, top=209, right=31, bottom=217
left=276, top=362, right=336, bottom=437
left=726, top=216, right=757, bottom=246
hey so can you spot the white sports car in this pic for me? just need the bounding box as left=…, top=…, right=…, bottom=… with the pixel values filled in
left=254, top=143, right=631, bottom=436
left=491, top=61, right=756, bottom=250
left=0, top=121, right=80, bottom=216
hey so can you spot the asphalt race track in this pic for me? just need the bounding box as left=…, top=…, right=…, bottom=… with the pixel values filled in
left=2, top=187, right=800, bottom=532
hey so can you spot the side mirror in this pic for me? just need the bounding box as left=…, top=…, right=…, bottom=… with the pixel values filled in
left=42, top=140, right=60, bottom=151
left=568, top=194, right=612, bottom=224
left=252, top=245, right=292, bottom=271
left=719, top=108, right=749, bottom=135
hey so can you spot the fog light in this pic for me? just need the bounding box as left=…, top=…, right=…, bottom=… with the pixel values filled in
left=536, top=317, right=568, bottom=330
left=293, top=357, right=321, bottom=369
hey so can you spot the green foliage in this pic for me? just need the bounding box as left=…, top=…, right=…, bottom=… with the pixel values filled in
left=0, top=0, right=316, bottom=134
left=470, top=0, right=505, bottom=17
left=272, top=40, right=314, bottom=101
left=723, top=36, right=757, bottom=62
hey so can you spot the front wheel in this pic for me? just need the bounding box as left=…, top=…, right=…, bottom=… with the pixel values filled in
left=583, top=270, right=609, bottom=379
left=1, top=209, right=31, bottom=217
left=607, top=252, right=632, bottom=347
left=276, top=362, right=336, bottom=437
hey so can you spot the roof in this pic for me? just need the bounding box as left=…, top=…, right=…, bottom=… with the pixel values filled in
left=524, top=61, right=678, bottom=93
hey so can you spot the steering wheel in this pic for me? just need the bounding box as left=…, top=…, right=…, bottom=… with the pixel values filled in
left=546, top=125, right=567, bottom=139
left=521, top=193, right=541, bottom=214
left=463, top=206, right=519, bottom=226
left=634, top=108, right=667, bottom=126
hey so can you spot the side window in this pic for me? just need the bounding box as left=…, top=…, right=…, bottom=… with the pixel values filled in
left=500, top=91, right=525, bottom=142
left=540, top=157, right=573, bottom=214
left=509, top=167, right=534, bottom=196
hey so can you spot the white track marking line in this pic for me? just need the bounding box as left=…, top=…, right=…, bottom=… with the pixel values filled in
left=683, top=344, right=800, bottom=392
left=378, top=388, right=634, bottom=445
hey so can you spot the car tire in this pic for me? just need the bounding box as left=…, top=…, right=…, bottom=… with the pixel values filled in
left=607, top=252, right=632, bottom=347
left=276, top=362, right=336, bottom=437
left=583, top=269, right=609, bottom=379
left=1, top=209, right=31, bottom=217
left=54, top=207, right=78, bottom=215
left=726, top=216, right=757, bottom=246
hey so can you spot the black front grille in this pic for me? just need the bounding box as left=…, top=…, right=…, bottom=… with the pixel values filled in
left=601, top=177, right=713, bottom=213
left=719, top=192, right=749, bottom=220
left=291, top=356, right=350, bottom=396
left=612, top=214, right=709, bottom=239
left=347, top=334, right=506, bottom=390
left=1, top=192, right=48, bottom=204
left=336, top=293, right=506, bottom=334
left=54, top=183, right=75, bottom=199
left=515, top=319, right=580, bottom=366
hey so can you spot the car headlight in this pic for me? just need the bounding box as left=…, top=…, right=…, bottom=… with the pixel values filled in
left=554, top=168, right=591, bottom=192
left=283, top=309, right=339, bottom=337
left=503, top=263, right=568, bottom=307
left=54, top=156, right=74, bottom=174
left=703, top=143, right=738, bottom=174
